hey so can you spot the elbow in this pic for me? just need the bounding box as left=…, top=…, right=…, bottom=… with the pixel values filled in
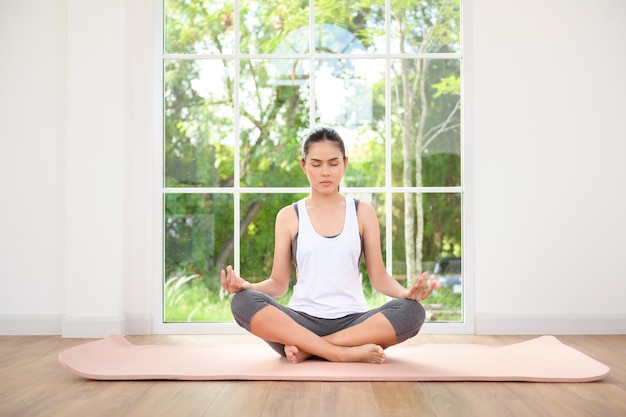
left=268, top=277, right=289, bottom=298
left=275, top=283, right=289, bottom=298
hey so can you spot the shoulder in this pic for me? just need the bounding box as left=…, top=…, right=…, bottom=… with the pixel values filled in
left=355, top=200, right=379, bottom=232
left=355, top=200, right=376, bottom=218
left=277, top=203, right=298, bottom=221
left=276, top=203, right=299, bottom=238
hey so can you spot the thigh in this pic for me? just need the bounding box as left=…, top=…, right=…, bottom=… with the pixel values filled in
left=342, top=299, right=425, bottom=343
left=231, top=290, right=329, bottom=335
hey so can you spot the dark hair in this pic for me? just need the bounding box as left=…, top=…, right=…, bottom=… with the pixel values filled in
left=301, top=126, right=346, bottom=161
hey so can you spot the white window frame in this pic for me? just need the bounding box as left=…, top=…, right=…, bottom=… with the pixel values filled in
left=152, top=0, right=475, bottom=334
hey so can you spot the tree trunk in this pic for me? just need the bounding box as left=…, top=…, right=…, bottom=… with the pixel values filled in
left=214, top=199, right=264, bottom=271
left=413, top=58, right=430, bottom=283
left=401, top=57, right=416, bottom=287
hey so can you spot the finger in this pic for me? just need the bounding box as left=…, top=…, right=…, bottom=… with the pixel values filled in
left=405, top=285, right=418, bottom=300
left=221, top=266, right=237, bottom=292
left=220, top=270, right=232, bottom=292
left=429, top=278, right=441, bottom=290
left=407, top=283, right=423, bottom=300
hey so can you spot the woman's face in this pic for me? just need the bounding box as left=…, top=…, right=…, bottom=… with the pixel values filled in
left=300, top=140, right=348, bottom=194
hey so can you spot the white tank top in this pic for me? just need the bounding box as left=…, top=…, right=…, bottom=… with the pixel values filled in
left=288, top=196, right=369, bottom=318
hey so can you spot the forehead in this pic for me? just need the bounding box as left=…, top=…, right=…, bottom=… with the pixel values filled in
left=305, top=141, right=343, bottom=159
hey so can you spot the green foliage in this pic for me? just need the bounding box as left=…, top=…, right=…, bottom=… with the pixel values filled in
left=432, top=75, right=460, bottom=98
left=165, top=273, right=461, bottom=322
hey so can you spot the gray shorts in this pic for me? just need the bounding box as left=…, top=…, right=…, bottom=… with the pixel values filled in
left=230, top=289, right=426, bottom=356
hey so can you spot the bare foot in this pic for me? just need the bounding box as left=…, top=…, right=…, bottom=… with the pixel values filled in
left=284, top=345, right=312, bottom=364
left=284, top=343, right=385, bottom=364
left=338, top=344, right=386, bottom=364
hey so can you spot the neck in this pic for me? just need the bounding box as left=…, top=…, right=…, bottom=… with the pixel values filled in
left=307, top=192, right=345, bottom=207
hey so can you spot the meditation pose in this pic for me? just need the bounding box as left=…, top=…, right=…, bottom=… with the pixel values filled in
left=220, top=126, right=440, bottom=364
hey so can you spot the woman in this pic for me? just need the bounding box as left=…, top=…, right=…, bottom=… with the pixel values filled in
left=220, top=126, right=440, bottom=364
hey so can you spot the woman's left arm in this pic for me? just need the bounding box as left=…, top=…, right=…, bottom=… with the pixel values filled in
left=359, top=202, right=439, bottom=301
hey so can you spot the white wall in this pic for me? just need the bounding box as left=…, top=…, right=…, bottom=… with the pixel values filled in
left=0, top=0, right=624, bottom=337
left=0, top=0, right=67, bottom=333
left=473, top=0, right=626, bottom=333
left=0, top=0, right=153, bottom=337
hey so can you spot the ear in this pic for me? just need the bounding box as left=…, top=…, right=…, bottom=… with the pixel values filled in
left=300, top=158, right=307, bottom=173
left=343, top=156, right=349, bottom=170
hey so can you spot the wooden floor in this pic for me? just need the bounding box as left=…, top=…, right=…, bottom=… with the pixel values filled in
left=1, top=334, right=624, bottom=417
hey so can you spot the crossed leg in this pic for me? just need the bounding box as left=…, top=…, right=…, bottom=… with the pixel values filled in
left=249, top=304, right=397, bottom=364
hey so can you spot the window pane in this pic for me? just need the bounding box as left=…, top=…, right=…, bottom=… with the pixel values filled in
left=315, top=0, right=385, bottom=54
left=164, top=59, right=235, bottom=187
left=164, top=193, right=234, bottom=322
left=344, top=192, right=389, bottom=308
left=164, top=0, right=235, bottom=54
left=390, top=0, right=461, bottom=54
left=390, top=58, right=461, bottom=187
left=314, top=59, right=386, bottom=187
left=240, top=193, right=307, bottom=304
left=391, top=192, right=462, bottom=322
left=315, top=59, right=383, bottom=127
left=240, top=0, right=310, bottom=54
left=239, top=59, right=311, bottom=187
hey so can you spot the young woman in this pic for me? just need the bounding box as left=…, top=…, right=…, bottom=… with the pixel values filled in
left=220, top=126, right=440, bottom=364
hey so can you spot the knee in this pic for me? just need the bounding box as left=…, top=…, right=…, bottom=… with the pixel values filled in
left=387, top=299, right=426, bottom=342
left=230, top=290, right=271, bottom=331
left=230, top=289, right=255, bottom=315
left=412, top=300, right=426, bottom=327
left=398, top=299, right=426, bottom=326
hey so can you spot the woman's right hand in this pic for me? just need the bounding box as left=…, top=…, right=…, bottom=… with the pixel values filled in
left=220, top=265, right=252, bottom=293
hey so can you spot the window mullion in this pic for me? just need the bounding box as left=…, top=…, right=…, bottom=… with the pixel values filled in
left=385, top=0, right=393, bottom=278
left=233, top=0, right=241, bottom=271
left=309, top=0, right=316, bottom=128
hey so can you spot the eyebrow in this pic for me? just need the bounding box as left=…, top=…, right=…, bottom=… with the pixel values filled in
left=309, top=157, right=342, bottom=162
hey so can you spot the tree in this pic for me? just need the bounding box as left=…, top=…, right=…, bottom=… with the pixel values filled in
left=391, top=0, right=461, bottom=285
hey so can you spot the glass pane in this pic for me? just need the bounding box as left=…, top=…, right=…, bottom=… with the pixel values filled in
left=164, top=193, right=234, bottom=323
left=390, top=58, right=461, bottom=187
left=391, top=192, right=462, bottom=322
left=164, top=59, right=235, bottom=187
left=390, top=0, right=461, bottom=54
left=164, top=0, right=234, bottom=54
left=240, top=0, right=310, bottom=54
left=315, top=0, right=385, bottom=54
left=314, top=58, right=386, bottom=187
left=343, top=192, right=388, bottom=308
left=239, top=193, right=307, bottom=304
left=239, top=59, right=311, bottom=187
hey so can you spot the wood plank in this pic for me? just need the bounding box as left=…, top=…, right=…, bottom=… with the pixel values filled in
left=260, top=381, right=322, bottom=417
left=371, top=381, right=438, bottom=417
left=319, top=382, right=380, bottom=417
left=201, top=381, right=271, bottom=417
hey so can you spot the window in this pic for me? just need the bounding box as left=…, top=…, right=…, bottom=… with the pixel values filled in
left=157, top=0, right=467, bottom=333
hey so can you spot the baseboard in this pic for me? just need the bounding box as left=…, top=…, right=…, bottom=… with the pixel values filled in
left=125, top=314, right=152, bottom=335
left=61, top=315, right=128, bottom=338
left=0, top=313, right=63, bottom=335
left=476, top=313, right=626, bottom=335
left=0, top=313, right=154, bottom=337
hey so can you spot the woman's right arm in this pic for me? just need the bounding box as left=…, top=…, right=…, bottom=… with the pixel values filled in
left=220, top=205, right=296, bottom=298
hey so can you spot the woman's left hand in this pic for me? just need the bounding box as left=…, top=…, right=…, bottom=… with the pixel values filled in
left=403, top=272, right=441, bottom=301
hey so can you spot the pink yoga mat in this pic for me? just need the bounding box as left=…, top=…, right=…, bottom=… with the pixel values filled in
left=58, top=335, right=609, bottom=382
